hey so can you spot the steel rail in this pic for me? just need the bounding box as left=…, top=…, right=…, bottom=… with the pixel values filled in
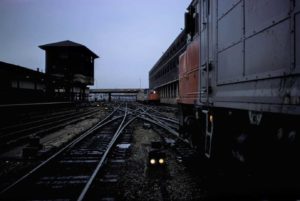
left=148, top=107, right=178, bottom=122
left=3, top=111, right=103, bottom=148
left=77, top=105, right=130, bottom=201
left=10, top=104, right=180, bottom=201
left=77, top=115, right=139, bottom=201
left=123, top=106, right=178, bottom=129
left=0, top=108, right=119, bottom=195
left=148, top=114, right=179, bottom=130
left=134, top=108, right=179, bottom=130
left=0, top=108, right=78, bottom=132
left=154, top=115, right=179, bottom=124
left=0, top=108, right=99, bottom=141
left=138, top=115, right=190, bottom=145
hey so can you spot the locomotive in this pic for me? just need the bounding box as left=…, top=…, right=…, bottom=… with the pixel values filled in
left=136, top=89, right=160, bottom=104
left=147, top=89, right=160, bottom=104
left=178, top=0, right=299, bottom=189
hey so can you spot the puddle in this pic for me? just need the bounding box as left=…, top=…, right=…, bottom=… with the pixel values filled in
left=116, top=143, right=131, bottom=149
left=165, top=138, right=175, bottom=146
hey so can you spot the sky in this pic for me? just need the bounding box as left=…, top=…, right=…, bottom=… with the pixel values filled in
left=0, top=0, right=190, bottom=89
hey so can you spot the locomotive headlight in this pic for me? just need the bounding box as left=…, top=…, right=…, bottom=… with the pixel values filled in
left=209, top=115, right=213, bottom=123
left=153, top=91, right=156, bottom=94
left=150, top=159, right=156, bottom=165
left=159, top=159, right=164, bottom=164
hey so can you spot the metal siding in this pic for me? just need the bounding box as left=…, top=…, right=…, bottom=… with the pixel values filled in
left=296, top=13, right=300, bottom=70
left=245, top=0, right=290, bottom=37
left=199, top=0, right=210, bottom=103
left=215, top=78, right=282, bottom=105
left=214, top=101, right=300, bottom=115
left=208, top=0, right=300, bottom=114
left=245, top=20, right=290, bottom=76
left=179, top=53, right=187, bottom=101
left=186, top=38, right=200, bottom=71
left=214, top=76, right=300, bottom=114
left=200, top=28, right=208, bottom=67
left=178, top=38, right=200, bottom=105
left=217, top=43, right=243, bottom=83
left=217, top=0, right=240, bottom=19
left=179, top=53, right=186, bottom=75
left=218, top=2, right=243, bottom=51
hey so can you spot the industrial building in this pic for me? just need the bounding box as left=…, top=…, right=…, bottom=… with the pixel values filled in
left=149, top=31, right=186, bottom=104
left=0, top=40, right=98, bottom=104
left=0, top=61, right=46, bottom=104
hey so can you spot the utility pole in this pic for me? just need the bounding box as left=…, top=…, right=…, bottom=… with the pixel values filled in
left=139, top=78, right=141, bottom=89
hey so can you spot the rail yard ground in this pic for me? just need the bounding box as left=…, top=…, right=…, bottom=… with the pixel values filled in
left=0, top=103, right=109, bottom=192
left=0, top=103, right=208, bottom=200
left=116, top=121, right=206, bottom=201
left=0, top=102, right=298, bottom=200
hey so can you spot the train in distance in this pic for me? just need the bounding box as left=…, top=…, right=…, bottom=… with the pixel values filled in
left=137, top=89, right=160, bottom=104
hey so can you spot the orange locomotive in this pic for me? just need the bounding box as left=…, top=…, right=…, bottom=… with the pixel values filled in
left=178, top=37, right=200, bottom=105
left=147, top=89, right=160, bottom=104
left=177, top=0, right=200, bottom=145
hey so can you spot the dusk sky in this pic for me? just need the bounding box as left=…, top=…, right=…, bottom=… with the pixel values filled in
left=0, top=0, right=190, bottom=88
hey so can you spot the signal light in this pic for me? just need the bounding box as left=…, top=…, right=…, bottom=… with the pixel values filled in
left=150, top=159, right=156, bottom=165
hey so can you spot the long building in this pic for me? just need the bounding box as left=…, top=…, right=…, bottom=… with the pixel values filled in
left=0, top=61, right=46, bottom=104
left=149, top=31, right=186, bottom=104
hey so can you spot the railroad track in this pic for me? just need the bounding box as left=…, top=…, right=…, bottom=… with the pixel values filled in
left=0, top=104, right=138, bottom=201
left=82, top=126, right=134, bottom=200
left=135, top=105, right=198, bottom=201
left=0, top=107, right=104, bottom=153
left=0, top=108, right=85, bottom=135
left=117, top=104, right=194, bottom=161
left=135, top=106, right=197, bottom=163
left=0, top=103, right=194, bottom=201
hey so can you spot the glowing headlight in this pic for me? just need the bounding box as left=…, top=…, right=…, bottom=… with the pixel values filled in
left=209, top=115, right=213, bottom=123
left=150, top=159, right=156, bottom=165
left=159, top=159, right=164, bottom=164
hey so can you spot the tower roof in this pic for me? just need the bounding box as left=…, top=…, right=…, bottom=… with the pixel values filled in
left=39, top=40, right=99, bottom=58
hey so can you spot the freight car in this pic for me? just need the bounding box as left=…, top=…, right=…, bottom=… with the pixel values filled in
left=178, top=0, right=300, bottom=193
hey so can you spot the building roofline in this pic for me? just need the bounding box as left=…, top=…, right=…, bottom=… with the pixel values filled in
left=39, top=40, right=99, bottom=58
